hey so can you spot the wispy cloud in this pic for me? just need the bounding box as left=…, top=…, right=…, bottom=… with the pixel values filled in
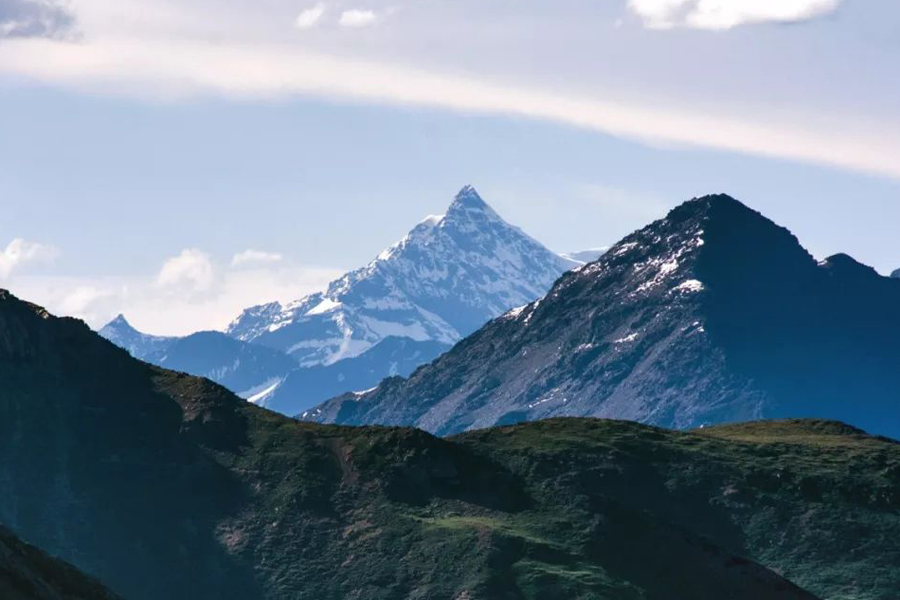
left=628, top=0, right=842, bottom=30
left=231, top=249, right=283, bottom=267
left=2, top=36, right=898, bottom=179
left=0, top=0, right=895, bottom=182
left=338, top=8, right=377, bottom=28
left=0, top=0, right=75, bottom=39
left=295, top=2, right=326, bottom=30
left=0, top=238, right=59, bottom=279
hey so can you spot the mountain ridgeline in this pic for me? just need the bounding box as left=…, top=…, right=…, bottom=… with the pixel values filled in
left=100, top=186, right=576, bottom=415
left=306, top=195, right=900, bottom=439
left=3, top=289, right=900, bottom=599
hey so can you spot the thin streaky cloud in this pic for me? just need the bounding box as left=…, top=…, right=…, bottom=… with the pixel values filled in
left=628, top=0, right=843, bottom=30
left=1, top=37, right=898, bottom=180
left=232, top=249, right=284, bottom=267
left=338, top=9, right=376, bottom=28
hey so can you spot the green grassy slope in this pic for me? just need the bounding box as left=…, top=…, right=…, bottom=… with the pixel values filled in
left=455, top=418, right=900, bottom=600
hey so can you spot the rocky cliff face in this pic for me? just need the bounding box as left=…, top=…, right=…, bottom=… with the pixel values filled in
left=305, top=195, right=900, bottom=439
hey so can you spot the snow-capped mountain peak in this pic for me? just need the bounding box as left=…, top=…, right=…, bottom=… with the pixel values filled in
left=226, top=186, right=576, bottom=368
left=446, top=184, right=498, bottom=216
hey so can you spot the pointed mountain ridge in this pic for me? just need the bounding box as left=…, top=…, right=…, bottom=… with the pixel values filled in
left=446, top=184, right=495, bottom=215
left=108, top=313, right=130, bottom=326
left=99, top=313, right=145, bottom=341
left=556, top=192, right=818, bottom=317
left=226, top=186, right=575, bottom=372
left=98, top=311, right=175, bottom=360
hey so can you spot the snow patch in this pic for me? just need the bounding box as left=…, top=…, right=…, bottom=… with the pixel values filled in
left=505, top=305, right=528, bottom=319
left=674, top=279, right=705, bottom=293
left=243, top=378, right=284, bottom=405
left=613, top=242, right=638, bottom=256
left=306, top=297, right=342, bottom=316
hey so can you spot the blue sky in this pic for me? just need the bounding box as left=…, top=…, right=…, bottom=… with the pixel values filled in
left=1, top=0, right=898, bottom=334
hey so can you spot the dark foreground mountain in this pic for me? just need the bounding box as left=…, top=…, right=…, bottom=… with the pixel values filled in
left=306, top=195, right=900, bottom=439
left=2, top=291, right=899, bottom=599
left=0, top=524, right=120, bottom=600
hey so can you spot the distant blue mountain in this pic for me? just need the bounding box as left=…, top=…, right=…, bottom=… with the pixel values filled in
left=98, top=316, right=293, bottom=399
left=256, top=337, right=451, bottom=415
left=99, top=314, right=174, bottom=358
left=157, top=331, right=298, bottom=399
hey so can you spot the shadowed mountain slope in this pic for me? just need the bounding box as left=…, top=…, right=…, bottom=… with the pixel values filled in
left=0, top=524, right=121, bottom=600
left=3, top=290, right=900, bottom=599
